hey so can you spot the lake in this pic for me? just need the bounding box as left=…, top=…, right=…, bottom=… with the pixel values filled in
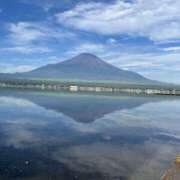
left=0, top=89, right=180, bottom=180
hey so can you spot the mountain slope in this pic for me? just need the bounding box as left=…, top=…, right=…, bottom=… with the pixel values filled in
left=4, top=53, right=151, bottom=83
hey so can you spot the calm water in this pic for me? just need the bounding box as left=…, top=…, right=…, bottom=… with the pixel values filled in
left=0, top=89, right=180, bottom=180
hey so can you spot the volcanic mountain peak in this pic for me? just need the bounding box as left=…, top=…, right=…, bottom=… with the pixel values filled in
left=76, top=53, right=100, bottom=59
left=61, top=53, right=106, bottom=66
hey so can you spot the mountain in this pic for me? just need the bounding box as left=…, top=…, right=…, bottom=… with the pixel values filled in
left=3, top=53, right=151, bottom=83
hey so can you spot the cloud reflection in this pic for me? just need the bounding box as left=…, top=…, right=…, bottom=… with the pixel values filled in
left=0, top=91, right=180, bottom=179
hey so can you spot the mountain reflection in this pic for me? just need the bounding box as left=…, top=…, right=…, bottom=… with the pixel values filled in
left=0, top=89, right=163, bottom=123
left=0, top=89, right=180, bottom=180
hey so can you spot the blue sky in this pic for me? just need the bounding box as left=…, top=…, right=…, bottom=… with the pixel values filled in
left=0, top=0, right=180, bottom=83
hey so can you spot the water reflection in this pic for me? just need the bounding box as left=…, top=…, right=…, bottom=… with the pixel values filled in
left=0, top=89, right=180, bottom=180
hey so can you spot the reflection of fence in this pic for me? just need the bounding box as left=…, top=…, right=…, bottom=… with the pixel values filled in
left=161, top=155, right=180, bottom=180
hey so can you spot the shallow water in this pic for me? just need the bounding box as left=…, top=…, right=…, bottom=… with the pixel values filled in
left=0, top=89, right=180, bottom=180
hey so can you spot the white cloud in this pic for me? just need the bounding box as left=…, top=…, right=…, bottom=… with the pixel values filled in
left=107, top=52, right=180, bottom=70
left=107, top=38, right=117, bottom=45
left=0, top=63, right=36, bottom=73
left=56, top=0, right=180, bottom=42
left=105, top=51, right=180, bottom=83
left=8, top=22, right=45, bottom=44
left=163, top=46, right=180, bottom=51
left=0, top=56, right=64, bottom=73
left=67, top=43, right=106, bottom=55
left=8, top=22, right=76, bottom=45
left=21, top=0, right=74, bottom=11
left=1, top=46, right=52, bottom=54
left=42, top=3, right=54, bottom=12
left=4, top=21, right=77, bottom=54
left=5, top=22, right=52, bottom=54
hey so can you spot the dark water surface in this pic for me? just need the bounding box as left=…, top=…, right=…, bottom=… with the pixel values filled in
left=0, top=89, right=180, bottom=180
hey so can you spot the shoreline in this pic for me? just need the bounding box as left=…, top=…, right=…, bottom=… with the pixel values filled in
left=0, top=82, right=180, bottom=96
left=161, top=156, right=180, bottom=180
